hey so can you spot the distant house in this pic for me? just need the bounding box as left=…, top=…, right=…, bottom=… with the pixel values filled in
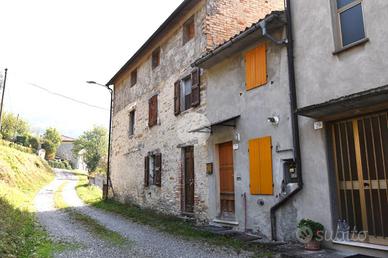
left=56, top=135, right=87, bottom=170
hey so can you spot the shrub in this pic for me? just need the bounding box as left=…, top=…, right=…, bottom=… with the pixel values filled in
left=48, top=159, right=72, bottom=170
left=298, top=219, right=324, bottom=241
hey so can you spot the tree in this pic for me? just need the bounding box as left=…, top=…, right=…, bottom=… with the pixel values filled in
left=41, top=127, right=61, bottom=160
left=0, top=112, right=30, bottom=141
left=73, top=126, right=108, bottom=172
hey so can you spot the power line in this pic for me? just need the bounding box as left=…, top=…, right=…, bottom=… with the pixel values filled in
left=27, top=82, right=109, bottom=111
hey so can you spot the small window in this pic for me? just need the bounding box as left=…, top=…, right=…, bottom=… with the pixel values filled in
left=245, top=43, right=267, bottom=90
left=174, top=69, right=200, bottom=115
left=144, top=153, right=162, bottom=187
left=129, top=110, right=135, bottom=136
left=148, top=95, right=158, bottom=127
left=152, top=47, right=160, bottom=69
left=335, top=0, right=365, bottom=47
left=183, top=16, right=195, bottom=45
left=130, top=69, right=137, bottom=86
left=181, top=77, right=192, bottom=111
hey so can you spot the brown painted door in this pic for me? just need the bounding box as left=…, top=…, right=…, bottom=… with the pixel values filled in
left=219, top=141, right=235, bottom=216
left=330, top=111, right=388, bottom=245
left=184, top=146, right=195, bottom=213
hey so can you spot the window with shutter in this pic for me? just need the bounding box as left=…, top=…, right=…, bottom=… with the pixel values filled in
left=148, top=95, right=158, bottom=127
left=144, top=155, right=150, bottom=187
left=191, top=68, right=200, bottom=107
left=154, top=153, right=162, bottom=187
left=249, top=136, right=273, bottom=195
left=245, top=43, right=267, bottom=91
left=174, top=80, right=181, bottom=115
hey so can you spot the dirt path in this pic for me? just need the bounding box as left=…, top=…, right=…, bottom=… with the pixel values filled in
left=35, top=169, right=251, bottom=258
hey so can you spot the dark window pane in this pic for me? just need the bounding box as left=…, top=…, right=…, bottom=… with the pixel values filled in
left=340, top=4, right=365, bottom=46
left=337, top=0, right=355, bottom=9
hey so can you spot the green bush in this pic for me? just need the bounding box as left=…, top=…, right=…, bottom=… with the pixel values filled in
left=0, top=139, right=34, bottom=154
left=48, top=159, right=72, bottom=170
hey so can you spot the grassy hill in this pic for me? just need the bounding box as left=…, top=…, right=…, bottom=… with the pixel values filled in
left=0, top=141, right=54, bottom=257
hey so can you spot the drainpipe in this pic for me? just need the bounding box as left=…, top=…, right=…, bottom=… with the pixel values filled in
left=270, top=0, right=303, bottom=241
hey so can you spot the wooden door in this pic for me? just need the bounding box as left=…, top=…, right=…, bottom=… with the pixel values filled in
left=184, top=146, right=195, bottom=213
left=330, top=111, right=388, bottom=245
left=219, top=141, right=235, bottom=216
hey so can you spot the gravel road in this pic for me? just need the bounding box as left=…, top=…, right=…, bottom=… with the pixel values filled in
left=35, top=169, right=252, bottom=258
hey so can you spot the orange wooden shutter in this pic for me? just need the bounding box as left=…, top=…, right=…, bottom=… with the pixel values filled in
left=249, top=136, right=273, bottom=195
left=245, top=43, right=267, bottom=90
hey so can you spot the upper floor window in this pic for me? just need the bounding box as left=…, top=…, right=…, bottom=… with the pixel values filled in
left=174, top=69, right=200, bottom=115
left=183, top=16, right=195, bottom=45
left=181, top=76, right=192, bottom=111
left=129, top=110, right=135, bottom=136
left=152, top=47, right=160, bottom=69
left=334, top=0, right=366, bottom=48
left=148, top=94, right=158, bottom=127
left=245, top=43, right=267, bottom=91
left=130, top=69, right=137, bottom=87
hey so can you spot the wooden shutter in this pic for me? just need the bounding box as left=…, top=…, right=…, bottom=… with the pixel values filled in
left=148, top=95, right=158, bottom=127
left=249, top=136, right=273, bottom=195
left=144, top=155, right=149, bottom=187
left=154, top=153, right=162, bottom=187
left=174, top=80, right=181, bottom=115
left=245, top=43, right=267, bottom=90
left=191, top=68, right=200, bottom=107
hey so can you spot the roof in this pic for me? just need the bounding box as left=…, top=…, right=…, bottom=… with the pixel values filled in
left=297, top=85, right=388, bottom=121
left=192, top=11, right=285, bottom=68
left=106, top=0, right=198, bottom=86
left=61, top=135, right=76, bottom=142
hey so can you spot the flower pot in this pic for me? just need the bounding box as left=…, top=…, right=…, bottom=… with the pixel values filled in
left=304, top=240, right=321, bottom=251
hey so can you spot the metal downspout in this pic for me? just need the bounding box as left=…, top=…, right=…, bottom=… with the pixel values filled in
left=270, top=0, right=303, bottom=241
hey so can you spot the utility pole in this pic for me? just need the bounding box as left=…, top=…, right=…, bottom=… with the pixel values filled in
left=0, top=68, right=8, bottom=131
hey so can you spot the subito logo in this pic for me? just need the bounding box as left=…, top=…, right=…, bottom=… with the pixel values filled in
left=296, top=226, right=313, bottom=244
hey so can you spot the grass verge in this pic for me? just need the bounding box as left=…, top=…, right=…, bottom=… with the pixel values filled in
left=75, top=176, right=273, bottom=256
left=53, top=180, right=127, bottom=246
left=0, top=143, right=57, bottom=257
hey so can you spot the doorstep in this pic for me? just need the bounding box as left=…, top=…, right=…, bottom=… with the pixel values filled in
left=332, top=239, right=388, bottom=252
left=212, top=218, right=239, bottom=226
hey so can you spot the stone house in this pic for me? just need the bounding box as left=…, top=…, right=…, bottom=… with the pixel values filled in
left=291, top=0, right=388, bottom=256
left=107, top=0, right=284, bottom=220
left=192, top=11, right=296, bottom=238
left=56, top=135, right=87, bottom=170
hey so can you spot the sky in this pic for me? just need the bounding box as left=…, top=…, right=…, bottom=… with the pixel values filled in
left=0, top=0, right=183, bottom=137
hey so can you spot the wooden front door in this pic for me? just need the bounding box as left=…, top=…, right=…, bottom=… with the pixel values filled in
left=218, top=141, right=235, bottom=217
left=183, top=146, right=195, bottom=213
left=330, top=111, right=388, bottom=245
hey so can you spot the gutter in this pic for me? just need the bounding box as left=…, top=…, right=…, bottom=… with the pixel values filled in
left=270, top=0, right=303, bottom=241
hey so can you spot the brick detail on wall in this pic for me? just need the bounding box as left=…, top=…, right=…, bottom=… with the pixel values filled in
left=204, top=0, right=284, bottom=49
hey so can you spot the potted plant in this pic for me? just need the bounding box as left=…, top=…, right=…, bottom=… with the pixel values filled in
left=297, top=219, right=324, bottom=251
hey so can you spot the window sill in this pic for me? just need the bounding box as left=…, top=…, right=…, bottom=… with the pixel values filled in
left=332, top=239, right=388, bottom=251
left=332, top=37, right=369, bottom=55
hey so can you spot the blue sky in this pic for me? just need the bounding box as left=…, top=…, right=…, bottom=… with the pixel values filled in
left=0, top=0, right=183, bottom=137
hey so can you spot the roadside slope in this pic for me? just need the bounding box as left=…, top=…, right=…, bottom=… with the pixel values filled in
left=0, top=142, right=54, bottom=257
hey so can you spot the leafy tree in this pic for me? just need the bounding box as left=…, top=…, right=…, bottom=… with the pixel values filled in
left=0, top=112, right=30, bottom=141
left=41, top=128, right=61, bottom=160
left=43, top=127, right=61, bottom=147
left=73, top=126, right=108, bottom=172
left=27, top=135, right=40, bottom=150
